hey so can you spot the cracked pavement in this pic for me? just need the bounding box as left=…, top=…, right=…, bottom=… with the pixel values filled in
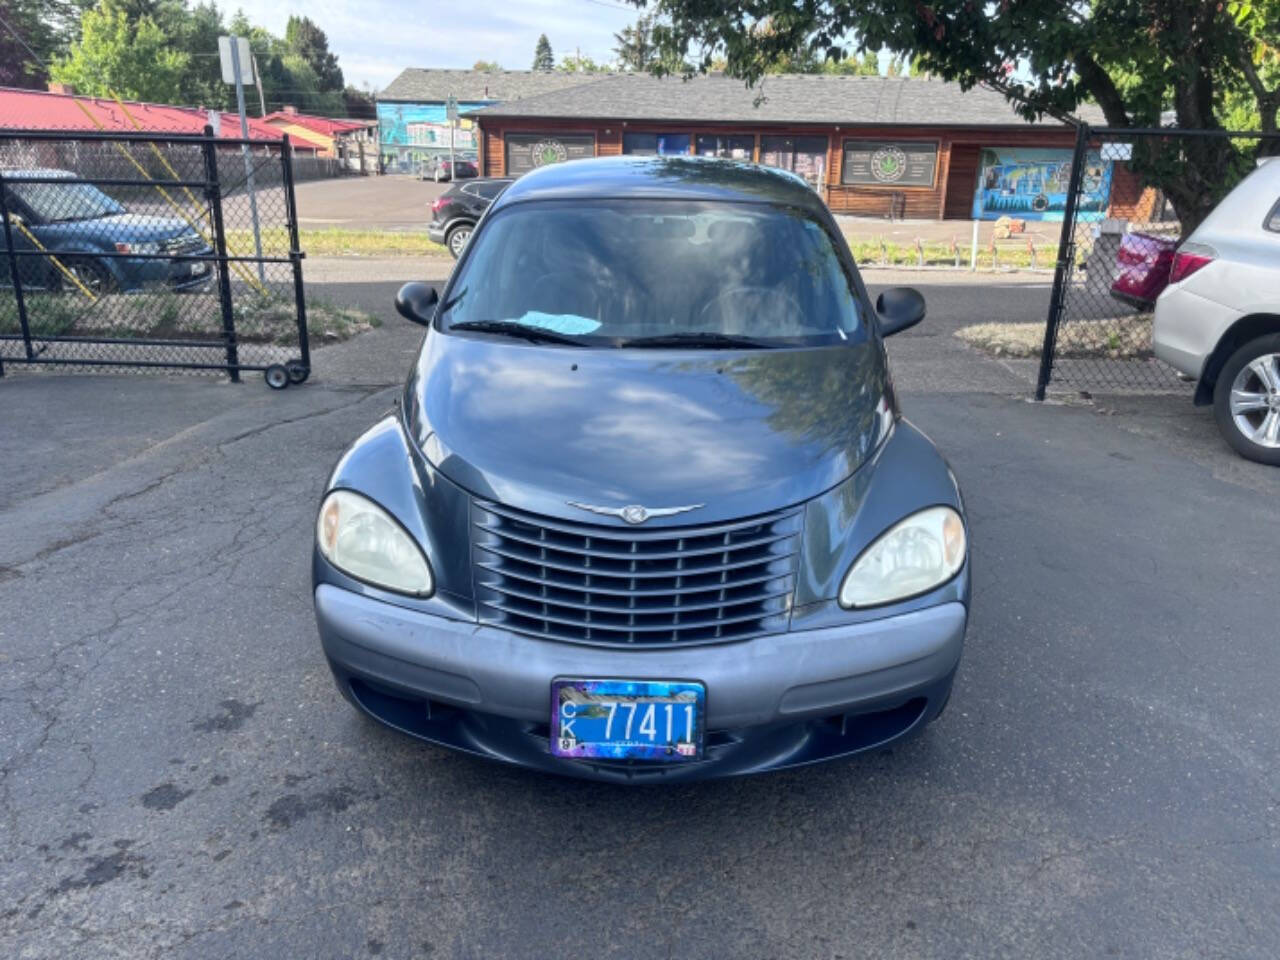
left=1, top=276, right=1279, bottom=958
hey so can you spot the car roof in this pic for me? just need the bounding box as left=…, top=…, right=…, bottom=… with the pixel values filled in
left=1194, top=158, right=1280, bottom=239
left=493, top=155, right=827, bottom=215
left=446, top=177, right=511, bottom=193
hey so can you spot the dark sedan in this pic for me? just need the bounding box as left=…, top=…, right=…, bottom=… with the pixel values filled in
left=314, top=156, right=969, bottom=782
left=1, top=168, right=212, bottom=293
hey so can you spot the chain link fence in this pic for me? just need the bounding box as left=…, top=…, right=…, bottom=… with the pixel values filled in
left=0, top=128, right=309, bottom=387
left=1036, top=125, right=1279, bottom=398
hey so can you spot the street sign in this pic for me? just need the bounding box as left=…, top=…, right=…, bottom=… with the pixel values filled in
left=218, top=36, right=256, bottom=85
left=446, top=96, right=458, bottom=123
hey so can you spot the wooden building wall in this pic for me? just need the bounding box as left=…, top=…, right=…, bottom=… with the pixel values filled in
left=478, top=117, right=1154, bottom=222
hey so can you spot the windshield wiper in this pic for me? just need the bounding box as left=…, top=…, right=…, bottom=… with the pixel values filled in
left=448, top=319, right=587, bottom=346
left=619, top=331, right=774, bottom=349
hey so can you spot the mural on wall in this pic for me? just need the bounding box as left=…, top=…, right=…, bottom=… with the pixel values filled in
left=972, top=147, right=1113, bottom=221
left=377, top=102, right=488, bottom=172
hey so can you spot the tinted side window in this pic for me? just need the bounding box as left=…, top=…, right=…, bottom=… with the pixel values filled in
left=1267, top=198, right=1280, bottom=233
left=472, top=180, right=509, bottom=200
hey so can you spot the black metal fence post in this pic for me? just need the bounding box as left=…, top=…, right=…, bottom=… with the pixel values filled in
left=1036, top=121, right=1091, bottom=400
left=279, top=135, right=310, bottom=376
left=0, top=167, right=35, bottom=363
left=201, top=125, right=240, bottom=383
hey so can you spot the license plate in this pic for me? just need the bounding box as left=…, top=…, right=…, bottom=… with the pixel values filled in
left=550, top=679, right=705, bottom=762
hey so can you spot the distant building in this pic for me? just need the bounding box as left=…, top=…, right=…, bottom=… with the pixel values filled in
left=0, top=83, right=317, bottom=152
left=375, top=69, right=601, bottom=174
left=260, top=106, right=375, bottom=158
left=467, top=73, right=1155, bottom=222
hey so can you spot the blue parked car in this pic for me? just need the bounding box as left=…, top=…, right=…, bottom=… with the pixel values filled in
left=313, top=156, right=970, bottom=782
left=1, top=168, right=213, bottom=293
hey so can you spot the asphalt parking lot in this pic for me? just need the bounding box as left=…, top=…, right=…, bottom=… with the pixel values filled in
left=292, top=175, right=449, bottom=231
left=2, top=270, right=1279, bottom=958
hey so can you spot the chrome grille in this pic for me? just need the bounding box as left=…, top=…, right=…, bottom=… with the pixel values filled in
left=472, top=500, right=801, bottom=646
left=161, top=233, right=206, bottom=256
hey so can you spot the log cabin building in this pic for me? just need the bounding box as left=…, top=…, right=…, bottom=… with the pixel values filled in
left=468, top=73, right=1153, bottom=223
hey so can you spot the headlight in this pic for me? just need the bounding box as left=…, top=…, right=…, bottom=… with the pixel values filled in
left=839, top=506, right=965, bottom=608
left=316, top=490, right=433, bottom=596
left=114, top=241, right=161, bottom=255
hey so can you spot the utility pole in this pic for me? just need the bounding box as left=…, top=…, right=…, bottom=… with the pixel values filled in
left=446, top=94, right=458, bottom=179
left=252, top=54, right=266, bottom=116
left=222, top=35, right=265, bottom=284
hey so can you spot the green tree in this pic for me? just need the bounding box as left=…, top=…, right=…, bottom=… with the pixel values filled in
left=342, top=85, right=377, bottom=119
left=49, top=0, right=188, bottom=102
left=885, top=54, right=912, bottom=77
left=472, top=59, right=502, bottom=72
left=812, top=50, right=881, bottom=76
left=613, top=15, right=656, bottom=71
left=640, top=0, right=1280, bottom=232
left=285, top=15, right=343, bottom=91
left=175, top=1, right=231, bottom=109
left=532, top=33, right=554, bottom=71
left=0, top=0, right=61, bottom=88
left=560, top=52, right=607, bottom=73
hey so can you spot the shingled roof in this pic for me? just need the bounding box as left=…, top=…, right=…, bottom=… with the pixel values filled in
left=378, top=69, right=605, bottom=104
left=468, top=73, right=1102, bottom=127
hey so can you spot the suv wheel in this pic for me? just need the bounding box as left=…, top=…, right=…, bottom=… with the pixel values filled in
left=1213, top=333, right=1280, bottom=465
left=445, top=224, right=472, bottom=259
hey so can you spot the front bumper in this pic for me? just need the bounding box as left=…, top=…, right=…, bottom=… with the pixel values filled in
left=315, top=584, right=966, bottom=782
left=120, top=252, right=215, bottom=292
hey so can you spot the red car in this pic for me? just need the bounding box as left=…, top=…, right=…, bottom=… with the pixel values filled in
left=1110, top=231, right=1179, bottom=309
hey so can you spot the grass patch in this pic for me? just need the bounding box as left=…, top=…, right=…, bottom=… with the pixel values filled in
left=212, top=295, right=378, bottom=345
left=225, top=227, right=450, bottom=259
left=843, top=237, right=1055, bottom=271
left=0, top=294, right=83, bottom=336
left=956, top=315, right=1154, bottom=360
left=1, top=289, right=377, bottom=346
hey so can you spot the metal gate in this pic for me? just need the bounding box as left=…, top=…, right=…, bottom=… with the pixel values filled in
left=1035, top=124, right=1280, bottom=399
left=0, top=128, right=308, bottom=387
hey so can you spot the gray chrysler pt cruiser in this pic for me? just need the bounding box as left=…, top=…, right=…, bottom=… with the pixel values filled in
left=313, top=156, right=969, bottom=782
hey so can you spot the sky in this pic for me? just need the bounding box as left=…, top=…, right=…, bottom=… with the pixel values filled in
left=228, top=0, right=642, bottom=90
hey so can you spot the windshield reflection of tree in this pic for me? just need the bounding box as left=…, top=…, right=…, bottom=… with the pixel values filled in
left=475, top=201, right=849, bottom=339
left=721, top=347, right=884, bottom=453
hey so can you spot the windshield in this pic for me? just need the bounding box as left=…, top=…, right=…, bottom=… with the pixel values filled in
left=440, top=199, right=863, bottom=347
left=9, top=179, right=126, bottom=222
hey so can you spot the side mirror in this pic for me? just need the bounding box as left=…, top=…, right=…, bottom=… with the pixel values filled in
left=875, top=287, right=926, bottom=337
left=395, top=282, right=439, bottom=326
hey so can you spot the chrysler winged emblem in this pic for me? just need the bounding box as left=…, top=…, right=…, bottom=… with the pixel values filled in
left=567, top=501, right=705, bottom=525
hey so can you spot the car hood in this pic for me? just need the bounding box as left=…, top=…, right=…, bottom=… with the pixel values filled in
left=403, top=332, right=893, bottom=525
left=33, top=214, right=194, bottom=244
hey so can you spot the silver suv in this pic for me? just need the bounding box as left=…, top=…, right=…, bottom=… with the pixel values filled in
left=1153, top=159, right=1280, bottom=464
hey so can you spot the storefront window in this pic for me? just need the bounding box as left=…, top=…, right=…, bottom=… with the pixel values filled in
left=760, top=135, right=828, bottom=187
left=623, top=132, right=691, bottom=156
left=695, top=134, right=754, bottom=160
